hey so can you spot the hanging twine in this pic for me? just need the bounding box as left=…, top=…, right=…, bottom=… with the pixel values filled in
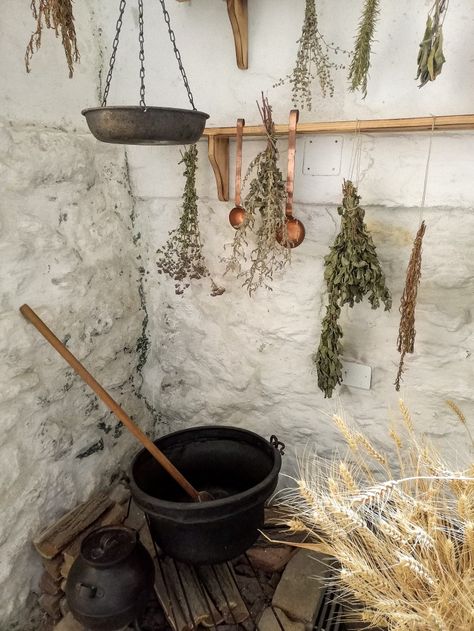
left=394, top=117, right=435, bottom=391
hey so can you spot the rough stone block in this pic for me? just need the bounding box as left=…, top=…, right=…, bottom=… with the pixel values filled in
left=247, top=545, right=294, bottom=573
left=271, top=550, right=329, bottom=629
left=258, top=607, right=305, bottom=631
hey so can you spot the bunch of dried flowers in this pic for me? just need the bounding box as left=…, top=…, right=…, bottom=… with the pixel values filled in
left=417, top=0, right=449, bottom=88
left=348, top=0, right=381, bottom=97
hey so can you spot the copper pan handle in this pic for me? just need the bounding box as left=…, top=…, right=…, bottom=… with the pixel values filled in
left=235, top=118, right=245, bottom=207
left=286, top=109, right=299, bottom=217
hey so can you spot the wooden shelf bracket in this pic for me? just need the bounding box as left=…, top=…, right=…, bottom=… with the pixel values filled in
left=226, top=0, right=248, bottom=70
left=203, top=114, right=474, bottom=202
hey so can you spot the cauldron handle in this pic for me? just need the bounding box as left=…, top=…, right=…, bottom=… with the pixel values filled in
left=270, top=435, right=285, bottom=455
left=77, top=583, right=104, bottom=599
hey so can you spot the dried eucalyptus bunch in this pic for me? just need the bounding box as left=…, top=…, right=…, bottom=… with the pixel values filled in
left=416, top=0, right=448, bottom=88
left=157, top=145, right=224, bottom=297
left=314, top=180, right=391, bottom=398
left=225, top=95, right=290, bottom=295
left=275, top=0, right=348, bottom=109
left=26, top=0, right=80, bottom=78
left=348, top=0, right=380, bottom=97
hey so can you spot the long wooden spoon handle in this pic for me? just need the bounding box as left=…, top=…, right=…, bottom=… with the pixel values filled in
left=286, top=109, right=299, bottom=217
left=19, top=304, right=200, bottom=502
left=235, top=118, right=245, bottom=207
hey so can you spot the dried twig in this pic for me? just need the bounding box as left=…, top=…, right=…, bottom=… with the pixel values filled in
left=395, top=221, right=426, bottom=391
left=26, top=0, right=80, bottom=77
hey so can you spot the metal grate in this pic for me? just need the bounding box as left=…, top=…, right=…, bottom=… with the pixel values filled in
left=313, top=584, right=345, bottom=631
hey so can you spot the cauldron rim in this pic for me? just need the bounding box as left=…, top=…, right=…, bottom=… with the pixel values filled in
left=129, top=425, right=281, bottom=513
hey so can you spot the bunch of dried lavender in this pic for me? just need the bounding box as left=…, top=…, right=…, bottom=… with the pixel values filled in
left=274, top=0, right=348, bottom=109
left=314, top=180, right=391, bottom=398
left=157, top=145, right=224, bottom=297
left=26, top=0, right=80, bottom=77
left=225, top=95, right=290, bottom=295
left=348, top=0, right=380, bottom=97
left=416, top=0, right=448, bottom=87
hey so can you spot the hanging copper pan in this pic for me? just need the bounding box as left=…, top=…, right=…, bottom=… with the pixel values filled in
left=82, top=106, right=209, bottom=146
left=82, top=0, right=209, bottom=146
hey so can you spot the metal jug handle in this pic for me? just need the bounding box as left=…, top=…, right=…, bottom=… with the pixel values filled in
left=77, top=583, right=104, bottom=599
left=270, top=435, right=285, bottom=455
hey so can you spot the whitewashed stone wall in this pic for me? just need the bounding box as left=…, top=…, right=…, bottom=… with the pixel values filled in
left=0, top=1, right=158, bottom=625
left=2, top=0, right=474, bottom=625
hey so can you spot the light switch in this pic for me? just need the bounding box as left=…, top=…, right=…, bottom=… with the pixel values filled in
left=341, top=360, right=372, bottom=390
left=303, top=136, right=343, bottom=176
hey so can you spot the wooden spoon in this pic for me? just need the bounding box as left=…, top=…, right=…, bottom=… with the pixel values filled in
left=19, top=304, right=211, bottom=503
left=228, top=118, right=247, bottom=229
left=276, top=109, right=305, bottom=248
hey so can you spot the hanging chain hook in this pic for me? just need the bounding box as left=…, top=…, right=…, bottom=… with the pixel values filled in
left=102, top=0, right=128, bottom=107
left=138, top=0, right=147, bottom=108
left=158, top=0, right=197, bottom=110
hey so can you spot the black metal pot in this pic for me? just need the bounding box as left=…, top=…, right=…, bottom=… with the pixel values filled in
left=65, top=526, right=155, bottom=630
left=129, top=426, right=283, bottom=565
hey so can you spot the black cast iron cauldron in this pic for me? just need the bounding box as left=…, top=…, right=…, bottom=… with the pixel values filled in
left=65, top=526, right=155, bottom=630
left=129, top=426, right=284, bottom=565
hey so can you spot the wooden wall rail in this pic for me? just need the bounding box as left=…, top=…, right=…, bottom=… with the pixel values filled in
left=202, top=114, right=474, bottom=201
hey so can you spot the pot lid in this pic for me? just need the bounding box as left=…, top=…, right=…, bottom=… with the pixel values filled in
left=81, top=526, right=137, bottom=568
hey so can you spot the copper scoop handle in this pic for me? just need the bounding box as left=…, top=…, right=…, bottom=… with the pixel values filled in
left=19, top=304, right=201, bottom=502
left=286, top=110, right=299, bottom=217
left=235, top=118, right=245, bottom=207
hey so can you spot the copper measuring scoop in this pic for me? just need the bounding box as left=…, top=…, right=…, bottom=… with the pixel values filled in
left=277, top=109, right=305, bottom=248
left=228, top=118, right=247, bottom=229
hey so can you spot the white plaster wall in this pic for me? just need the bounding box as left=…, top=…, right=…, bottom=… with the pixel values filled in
left=0, top=1, right=159, bottom=625
left=120, top=0, right=474, bottom=473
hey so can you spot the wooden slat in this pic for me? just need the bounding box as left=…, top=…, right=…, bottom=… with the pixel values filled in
left=227, top=0, right=248, bottom=70
left=34, top=493, right=112, bottom=559
left=203, top=114, right=474, bottom=138
left=203, top=113, right=474, bottom=201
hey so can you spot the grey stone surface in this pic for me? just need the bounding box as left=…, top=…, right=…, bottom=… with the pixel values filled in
left=258, top=607, right=305, bottom=631
left=272, top=550, right=329, bottom=629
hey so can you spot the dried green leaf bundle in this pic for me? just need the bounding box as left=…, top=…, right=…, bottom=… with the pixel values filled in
left=314, top=180, right=391, bottom=398
left=325, top=181, right=392, bottom=310
left=157, top=145, right=224, bottom=297
left=275, top=407, right=474, bottom=631
left=26, top=0, right=80, bottom=78
left=416, top=0, right=448, bottom=88
left=274, top=0, right=348, bottom=109
left=348, top=0, right=380, bottom=97
left=395, top=221, right=426, bottom=391
left=225, top=96, right=290, bottom=295
left=313, top=298, right=343, bottom=399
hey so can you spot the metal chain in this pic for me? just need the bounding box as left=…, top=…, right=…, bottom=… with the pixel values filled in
left=138, top=0, right=146, bottom=107
left=102, top=0, right=128, bottom=107
left=158, top=0, right=197, bottom=110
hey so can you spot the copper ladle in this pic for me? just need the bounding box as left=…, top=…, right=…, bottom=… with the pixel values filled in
left=276, top=109, right=305, bottom=248
left=228, top=118, right=247, bottom=229
left=19, top=305, right=212, bottom=503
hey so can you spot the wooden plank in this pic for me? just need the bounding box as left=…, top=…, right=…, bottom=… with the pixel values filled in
left=42, top=555, right=64, bottom=581
left=39, top=571, right=62, bottom=596
left=39, top=593, right=62, bottom=619
left=175, top=562, right=223, bottom=627
left=203, top=114, right=474, bottom=138
left=155, top=558, right=193, bottom=631
left=34, top=493, right=112, bottom=559
left=198, top=563, right=249, bottom=624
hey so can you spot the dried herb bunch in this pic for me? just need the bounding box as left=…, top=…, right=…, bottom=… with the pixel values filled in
left=157, top=145, right=224, bottom=297
left=274, top=405, right=474, bottom=631
left=26, top=0, right=80, bottom=78
left=395, top=221, right=426, bottom=391
left=314, top=180, right=391, bottom=398
left=348, top=0, right=380, bottom=98
left=225, top=96, right=290, bottom=295
left=275, top=0, right=348, bottom=109
left=416, top=0, right=449, bottom=88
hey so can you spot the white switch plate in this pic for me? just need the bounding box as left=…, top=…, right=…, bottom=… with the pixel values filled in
left=303, top=136, right=344, bottom=176
left=341, top=360, right=372, bottom=390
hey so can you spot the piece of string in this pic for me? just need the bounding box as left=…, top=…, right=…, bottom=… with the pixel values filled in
left=348, top=119, right=362, bottom=185
left=419, top=115, right=436, bottom=222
